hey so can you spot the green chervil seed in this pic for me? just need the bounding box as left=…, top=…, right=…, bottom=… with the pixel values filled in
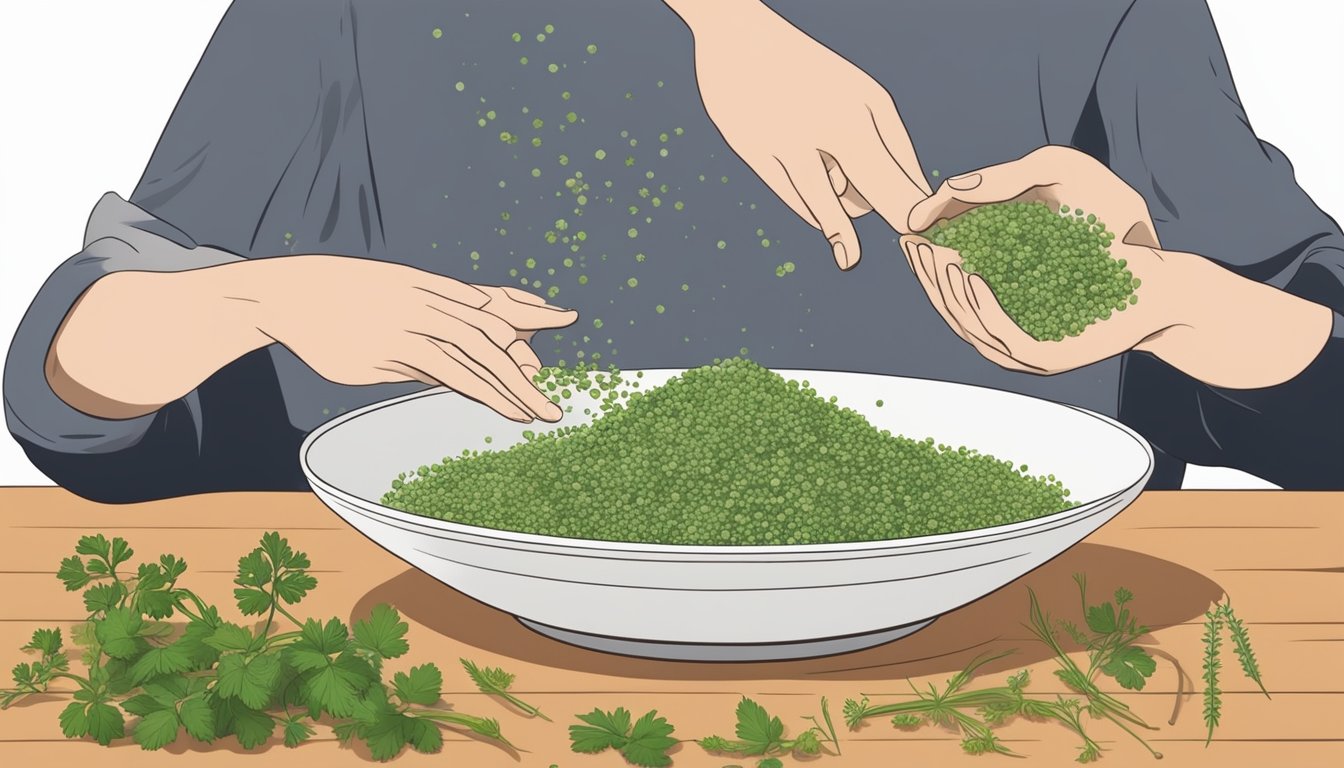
left=926, top=201, right=1138, bottom=341
left=432, top=28, right=443, bottom=39
left=383, top=359, right=1072, bottom=546
left=586, top=43, right=598, bottom=54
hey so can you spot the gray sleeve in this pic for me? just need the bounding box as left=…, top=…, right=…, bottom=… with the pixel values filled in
left=3, top=193, right=245, bottom=455
left=1099, top=0, right=1344, bottom=488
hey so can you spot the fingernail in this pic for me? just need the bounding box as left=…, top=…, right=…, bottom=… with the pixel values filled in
left=947, top=172, right=982, bottom=191
left=541, top=401, right=563, bottom=421
left=832, top=241, right=851, bottom=270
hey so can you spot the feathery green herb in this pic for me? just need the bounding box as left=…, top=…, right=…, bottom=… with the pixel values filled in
left=461, top=658, right=551, bottom=721
left=698, top=696, right=838, bottom=761
left=1, top=533, right=512, bottom=761
left=1201, top=600, right=1268, bottom=746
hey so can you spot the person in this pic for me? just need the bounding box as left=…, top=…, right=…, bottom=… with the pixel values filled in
left=4, top=0, right=1341, bottom=503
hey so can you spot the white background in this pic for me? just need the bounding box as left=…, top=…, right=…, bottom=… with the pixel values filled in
left=1, top=1, right=1340, bottom=488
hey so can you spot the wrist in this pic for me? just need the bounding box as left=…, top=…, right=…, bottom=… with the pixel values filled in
left=663, top=0, right=774, bottom=37
left=1134, top=250, right=1333, bottom=388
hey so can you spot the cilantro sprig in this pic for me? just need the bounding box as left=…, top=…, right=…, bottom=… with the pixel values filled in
left=569, top=706, right=678, bottom=767
left=462, top=657, right=551, bottom=721
left=1, top=532, right=512, bottom=761
left=699, top=696, right=838, bottom=761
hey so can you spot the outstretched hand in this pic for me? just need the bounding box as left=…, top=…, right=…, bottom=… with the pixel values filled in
left=667, top=0, right=930, bottom=270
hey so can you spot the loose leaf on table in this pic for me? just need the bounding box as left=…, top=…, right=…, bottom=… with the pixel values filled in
left=570, top=706, right=677, bottom=767
left=462, top=657, right=551, bottom=720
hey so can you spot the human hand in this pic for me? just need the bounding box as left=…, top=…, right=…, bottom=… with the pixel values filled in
left=234, top=255, right=577, bottom=422
left=666, top=0, right=930, bottom=269
left=900, top=146, right=1179, bottom=374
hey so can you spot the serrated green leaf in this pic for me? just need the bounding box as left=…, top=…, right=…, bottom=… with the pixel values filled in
left=159, top=554, right=188, bottom=580
left=142, top=675, right=191, bottom=707
left=1101, top=645, right=1156, bottom=690
left=87, top=701, right=126, bottom=745
left=75, top=534, right=111, bottom=559
left=733, top=697, right=782, bottom=755
left=59, top=700, right=90, bottom=738
left=212, top=696, right=275, bottom=749
left=179, top=698, right=216, bottom=742
left=83, top=583, right=124, bottom=614
left=298, top=617, right=349, bottom=655
left=108, top=538, right=134, bottom=569
left=130, top=643, right=193, bottom=684
left=360, top=711, right=413, bottom=761
left=23, top=628, right=63, bottom=655
left=1085, top=602, right=1118, bottom=635
left=758, top=759, right=784, bottom=768
left=407, top=717, right=443, bottom=753
left=259, top=532, right=294, bottom=569
left=235, top=550, right=271, bottom=586
left=120, top=693, right=166, bottom=717
left=133, top=707, right=181, bottom=750
left=353, top=604, right=410, bottom=659
left=204, top=622, right=253, bottom=653
left=298, top=650, right=376, bottom=718
left=274, top=571, right=317, bottom=605
left=622, top=709, right=676, bottom=767
left=233, top=587, right=272, bottom=616
left=570, top=707, right=631, bottom=753
left=95, top=608, right=148, bottom=659
left=282, top=716, right=315, bottom=748
left=215, top=653, right=282, bottom=709
left=393, top=664, right=442, bottom=706
left=57, top=556, right=90, bottom=591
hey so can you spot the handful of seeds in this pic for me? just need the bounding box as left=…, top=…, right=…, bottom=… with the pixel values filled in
left=382, top=359, right=1072, bottom=545
left=926, top=201, right=1141, bottom=341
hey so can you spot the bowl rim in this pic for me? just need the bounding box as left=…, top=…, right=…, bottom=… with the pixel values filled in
left=300, top=367, right=1154, bottom=556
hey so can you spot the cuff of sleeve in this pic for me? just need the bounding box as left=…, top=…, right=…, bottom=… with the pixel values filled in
left=4, top=193, right=246, bottom=455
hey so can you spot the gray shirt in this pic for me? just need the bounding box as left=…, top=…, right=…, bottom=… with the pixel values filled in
left=6, top=0, right=1343, bottom=500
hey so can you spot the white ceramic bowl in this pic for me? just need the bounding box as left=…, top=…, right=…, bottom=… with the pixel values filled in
left=301, top=369, right=1152, bottom=661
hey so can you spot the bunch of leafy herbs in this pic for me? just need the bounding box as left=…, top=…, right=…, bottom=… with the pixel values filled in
left=0, top=532, right=518, bottom=761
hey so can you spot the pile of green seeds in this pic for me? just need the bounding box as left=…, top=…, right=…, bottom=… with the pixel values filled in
left=382, top=359, right=1072, bottom=546
left=926, top=202, right=1140, bottom=341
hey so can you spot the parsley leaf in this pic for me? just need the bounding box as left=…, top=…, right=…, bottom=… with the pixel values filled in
left=733, top=697, right=783, bottom=754
left=281, top=715, right=315, bottom=748
left=133, top=707, right=181, bottom=750
left=215, top=652, right=282, bottom=710
left=95, top=608, right=148, bottom=660
left=570, top=707, right=676, bottom=767
left=392, top=664, right=443, bottom=706
left=1101, top=645, right=1157, bottom=691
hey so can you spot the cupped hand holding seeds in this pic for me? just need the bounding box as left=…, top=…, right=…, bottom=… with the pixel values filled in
left=231, top=256, right=575, bottom=422
left=664, top=0, right=930, bottom=269
left=898, top=146, right=1333, bottom=388
left=899, top=146, right=1179, bottom=375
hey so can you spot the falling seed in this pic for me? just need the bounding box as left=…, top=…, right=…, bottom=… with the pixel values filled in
left=659, top=148, right=668, bottom=157
left=627, top=277, right=638, bottom=287
left=761, top=238, right=771, bottom=248
left=548, top=63, right=559, bottom=73
left=674, top=201, right=684, bottom=211
left=681, top=283, right=689, bottom=291
left=545, top=23, right=555, bottom=33
left=559, top=154, right=569, bottom=166
left=537, top=33, right=547, bottom=42
left=511, top=32, right=522, bottom=42
left=531, top=168, right=541, bottom=177
left=716, top=240, right=726, bottom=249
left=520, top=56, right=528, bottom=65
left=561, top=90, right=572, bottom=100
left=587, top=43, right=598, bottom=54
left=454, top=81, right=465, bottom=92
left=594, top=149, right=607, bottom=160
left=627, top=227, right=638, bottom=238
left=566, top=111, right=578, bottom=123
left=432, top=28, right=443, bottom=39
left=656, top=304, right=666, bottom=314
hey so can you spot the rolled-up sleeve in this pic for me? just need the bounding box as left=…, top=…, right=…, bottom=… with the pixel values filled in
left=1094, top=0, right=1344, bottom=488
left=3, top=194, right=307, bottom=502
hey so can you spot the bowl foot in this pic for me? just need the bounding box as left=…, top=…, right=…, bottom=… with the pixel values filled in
left=516, top=618, right=937, bottom=662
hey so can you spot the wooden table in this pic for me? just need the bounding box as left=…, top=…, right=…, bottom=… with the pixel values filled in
left=0, top=488, right=1339, bottom=766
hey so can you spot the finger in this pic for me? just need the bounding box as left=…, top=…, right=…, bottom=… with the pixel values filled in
left=906, top=152, right=1056, bottom=232
left=940, top=262, right=1013, bottom=358
left=903, top=238, right=969, bottom=341
left=422, top=302, right=517, bottom=350
left=479, top=286, right=580, bottom=331
left=840, top=108, right=931, bottom=234
left=414, top=274, right=491, bottom=309
left=383, top=353, right=533, bottom=423
left=822, top=151, right=873, bottom=219
left=866, top=97, right=933, bottom=196
left=965, top=274, right=1050, bottom=364
left=416, top=314, right=563, bottom=421
left=778, top=153, right=862, bottom=270
left=507, top=338, right=543, bottom=373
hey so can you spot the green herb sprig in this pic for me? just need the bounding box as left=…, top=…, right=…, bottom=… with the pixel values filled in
left=568, top=706, right=677, bottom=767
left=1, top=533, right=511, bottom=761
left=1202, top=600, right=1268, bottom=745
left=699, top=696, right=838, bottom=761
left=462, top=657, right=551, bottom=721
